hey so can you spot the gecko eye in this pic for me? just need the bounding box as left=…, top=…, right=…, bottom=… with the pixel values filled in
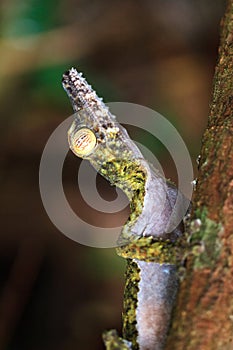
left=71, top=128, right=97, bottom=157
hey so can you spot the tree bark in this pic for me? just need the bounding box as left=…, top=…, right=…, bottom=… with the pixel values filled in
left=166, top=1, right=233, bottom=349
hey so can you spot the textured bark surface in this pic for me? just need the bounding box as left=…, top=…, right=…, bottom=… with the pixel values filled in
left=166, top=1, right=233, bottom=349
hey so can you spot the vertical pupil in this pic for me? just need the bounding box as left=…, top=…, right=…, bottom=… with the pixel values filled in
left=72, top=128, right=96, bottom=156
left=76, top=133, right=90, bottom=150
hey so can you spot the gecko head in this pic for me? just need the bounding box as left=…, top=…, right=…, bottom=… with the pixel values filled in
left=63, top=68, right=125, bottom=160
left=67, top=111, right=122, bottom=161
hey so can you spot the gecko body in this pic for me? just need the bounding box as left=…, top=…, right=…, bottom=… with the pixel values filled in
left=62, top=68, right=186, bottom=349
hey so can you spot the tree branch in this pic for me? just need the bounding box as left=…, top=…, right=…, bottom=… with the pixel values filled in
left=166, top=1, right=233, bottom=348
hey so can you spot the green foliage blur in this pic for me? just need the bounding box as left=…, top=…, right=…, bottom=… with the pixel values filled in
left=0, top=1, right=226, bottom=349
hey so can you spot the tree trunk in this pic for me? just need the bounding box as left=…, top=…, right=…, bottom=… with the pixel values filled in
left=166, top=1, right=233, bottom=349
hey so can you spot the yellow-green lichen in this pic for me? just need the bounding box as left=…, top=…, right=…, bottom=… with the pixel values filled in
left=122, top=260, right=140, bottom=349
left=102, top=329, right=132, bottom=350
left=116, top=236, right=187, bottom=264
left=100, top=159, right=146, bottom=226
left=190, top=208, right=222, bottom=269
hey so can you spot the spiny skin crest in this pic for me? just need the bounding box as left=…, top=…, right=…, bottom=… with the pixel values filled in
left=62, top=68, right=107, bottom=113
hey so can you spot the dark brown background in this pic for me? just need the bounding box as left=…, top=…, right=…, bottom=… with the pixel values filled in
left=0, top=1, right=226, bottom=349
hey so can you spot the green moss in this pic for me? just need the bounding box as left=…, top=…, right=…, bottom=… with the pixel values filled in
left=122, top=260, right=140, bottom=349
left=102, top=330, right=132, bottom=350
left=190, top=208, right=222, bottom=269
left=116, top=236, right=186, bottom=264
left=100, top=159, right=146, bottom=226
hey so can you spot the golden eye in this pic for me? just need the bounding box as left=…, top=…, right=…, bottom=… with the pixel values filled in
left=71, top=128, right=96, bottom=157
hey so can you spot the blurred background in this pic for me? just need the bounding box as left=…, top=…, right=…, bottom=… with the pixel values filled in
left=0, top=1, right=226, bottom=349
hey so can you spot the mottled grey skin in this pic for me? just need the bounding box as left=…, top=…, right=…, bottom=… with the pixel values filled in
left=122, top=260, right=179, bottom=350
left=62, top=68, right=186, bottom=349
left=135, top=262, right=178, bottom=350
